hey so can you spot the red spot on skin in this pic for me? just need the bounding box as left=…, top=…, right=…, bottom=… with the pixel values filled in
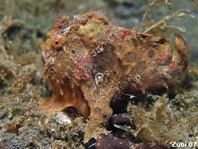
left=118, top=29, right=141, bottom=41
left=156, top=51, right=170, bottom=65
left=118, top=36, right=125, bottom=41
left=134, top=31, right=141, bottom=35
left=122, top=29, right=131, bottom=36
left=54, top=18, right=65, bottom=29
left=76, top=67, right=83, bottom=79
left=54, top=23, right=61, bottom=28
left=76, top=57, right=92, bottom=80
left=168, top=61, right=176, bottom=71
left=77, top=57, right=90, bottom=63
left=118, top=29, right=131, bottom=41
left=76, top=66, right=92, bottom=80
left=130, top=28, right=141, bottom=35
left=105, top=26, right=113, bottom=33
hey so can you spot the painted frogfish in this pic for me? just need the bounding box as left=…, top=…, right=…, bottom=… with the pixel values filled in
left=40, top=11, right=188, bottom=142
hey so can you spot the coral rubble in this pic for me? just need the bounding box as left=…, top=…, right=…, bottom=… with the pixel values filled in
left=0, top=47, right=35, bottom=93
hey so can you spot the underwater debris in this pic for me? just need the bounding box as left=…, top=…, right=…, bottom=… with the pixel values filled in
left=143, top=9, right=193, bottom=34
left=142, top=0, right=173, bottom=27
left=40, top=11, right=188, bottom=142
left=141, top=0, right=196, bottom=26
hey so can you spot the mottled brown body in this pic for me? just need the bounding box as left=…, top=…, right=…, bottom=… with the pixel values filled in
left=40, top=11, right=188, bottom=142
